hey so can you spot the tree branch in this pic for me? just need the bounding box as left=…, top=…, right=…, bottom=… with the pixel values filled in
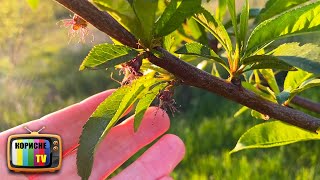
left=292, top=96, right=320, bottom=114
left=54, top=0, right=320, bottom=132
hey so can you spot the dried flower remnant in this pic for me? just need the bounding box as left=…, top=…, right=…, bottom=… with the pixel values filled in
left=120, top=56, right=143, bottom=76
left=121, top=73, right=142, bottom=86
left=112, top=56, right=144, bottom=86
left=158, top=82, right=178, bottom=116
left=111, top=59, right=143, bottom=86
left=57, top=14, right=94, bottom=43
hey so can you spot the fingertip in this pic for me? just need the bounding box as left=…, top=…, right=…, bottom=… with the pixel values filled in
left=161, top=134, right=186, bottom=159
left=113, top=133, right=185, bottom=180
left=143, top=107, right=170, bottom=129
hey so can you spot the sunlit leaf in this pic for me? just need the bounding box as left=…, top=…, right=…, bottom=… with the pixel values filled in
left=293, top=78, right=320, bottom=94
left=26, top=0, right=39, bottom=10
left=257, top=0, right=309, bottom=23
left=271, top=43, right=320, bottom=74
left=234, top=106, right=249, bottom=117
left=92, top=0, right=140, bottom=35
left=246, top=2, right=320, bottom=56
left=194, top=9, right=233, bottom=53
left=226, top=0, right=238, bottom=38
left=163, top=34, right=175, bottom=52
left=196, top=60, right=208, bottom=70
left=175, top=42, right=226, bottom=66
left=183, top=18, right=208, bottom=45
left=132, top=0, right=158, bottom=46
left=77, top=75, right=156, bottom=179
left=283, top=69, right=312, bottom=92
left=251, top=110, right=269, bottom=120
left=77, top=84, right=132, bottom=180
left=79, top=44, right=139, bottom=70
left=259, top=69, right=280, bottom=94
left=242, top=82, right=275, bottom=101
left=224, top=8, right=260, bottom=29
left=211, top=62, right=221, bottom=77
left=216, top=0, right=227, bottom=21
left=276, top=69, right=313, bottom=104
left=239, top=0, right=249, bottom=51
left=231, top=121, right=320, bottom=153
left=241, top=55, right=295, bottom=71
left=134, top=82, right=168, bottom=131
left=282, top=78, right=320, bottom=103
left=154, top=0, right=202, bottom=37
left=242, top=70, right=254, bottom=83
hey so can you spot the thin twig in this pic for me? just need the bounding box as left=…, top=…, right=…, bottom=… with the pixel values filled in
left=53, top=0, right=320, bottom=132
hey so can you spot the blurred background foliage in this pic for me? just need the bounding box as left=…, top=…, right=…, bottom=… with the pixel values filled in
left=0, top=0, right=319, bottom=179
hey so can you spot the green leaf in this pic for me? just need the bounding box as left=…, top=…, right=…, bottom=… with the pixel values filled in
left=216, top=0, right=227, bottom=21
left=154, top=0, right=202, bottom=37
left=243, top=70, right=254, bottom=83
left=234, top=106, right=249, bottom=117
left=134, top=82, right=168, bottom=131
left=246, top=2, right=320, bottom=56
left=79, top=44, right=139, bottom=70
left=26, top=0, right=39, bottom=10
left=271, top=43, right=320, bottom=74
left=242, top=82, right=275, bottom=101
left=259, top=69, right=280, bottom=94
left=276, top=69, right=313, bottom=104
left=196, top=60, right=208, bottom=70
left=127, top=0, right=133, bottom=5
left=77, top=85, right=131, bottom=180
left=224, top=8, right=261, bottom=29
left=283, top=69, right=312, bottom=92
left=241, top=55, right=295, bottom=71
left=163, top=34, right=175, bottom=52
left=239, top=0, right=249, bottom=51
left=211, top=62, right=221, bottom=77
left=231, top=121, right=320, bottom=153
left=293, top=78, right=320, bottom=94
left=77, top=75, right=155, bottom=179
left=184, top=18, right=208, bottom=45
left=257, top=0, right=309, bottom=23
left=226, top=0, right=238, bottom=38
left=175, top=42, right=226, bottom=66
left=132, top=0, right=158, bottom=46
left=251, top=110, right=269, bottom=120
left=93, top=0, right=140, bottom=37
left=194, top=9, right=233, bottom=53
left=288, top=78, right=320, bottom=100
left=278, top=69, right=319, bottom=103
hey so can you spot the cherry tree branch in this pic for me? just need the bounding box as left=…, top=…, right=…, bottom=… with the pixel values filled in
left=292, top=96, right=320, bottom=114
left=54, top=0, right=320, bottom=132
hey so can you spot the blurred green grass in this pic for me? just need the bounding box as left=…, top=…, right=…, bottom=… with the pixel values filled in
left=0, top=0, right=319, bottom=179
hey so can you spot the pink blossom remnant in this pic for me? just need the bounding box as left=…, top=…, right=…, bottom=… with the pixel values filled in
left=57, top=14, right=94, bottom=43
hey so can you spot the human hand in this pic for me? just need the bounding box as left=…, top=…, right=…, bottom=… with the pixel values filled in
left=0, top=90, right=185, bottom=180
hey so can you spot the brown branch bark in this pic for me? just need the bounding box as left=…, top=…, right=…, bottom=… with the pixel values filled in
left=292, top=96, right=320, bottom=114
left=54, top=0, right=320, bottom=132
